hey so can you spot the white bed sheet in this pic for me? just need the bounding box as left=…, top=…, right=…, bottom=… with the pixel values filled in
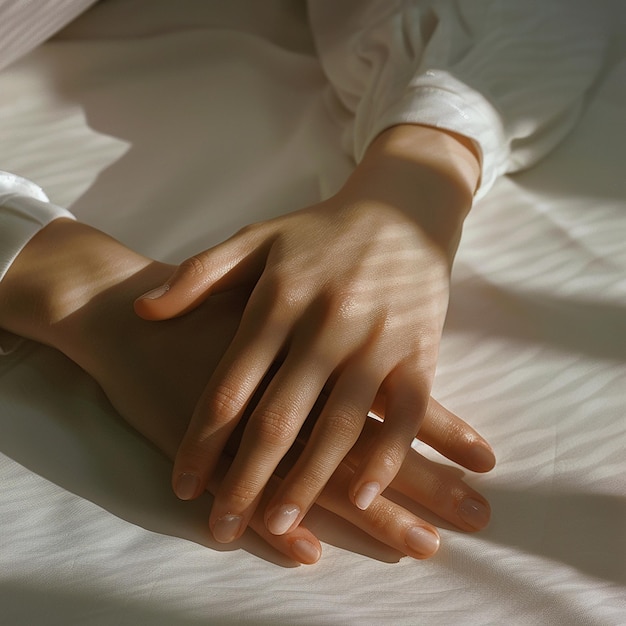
left=1, top=2, right=624, bottom=624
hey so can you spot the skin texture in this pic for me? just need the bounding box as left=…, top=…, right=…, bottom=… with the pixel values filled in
left=134, top=124, right=483, bottom=541
left=0, top=218, right=494, bottom=564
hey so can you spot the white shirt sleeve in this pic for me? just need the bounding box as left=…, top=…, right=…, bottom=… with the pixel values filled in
left=0, top=172, right=76, bottom=354
left=0, top=1, right=96, bottom=353
left=308, top=0, right=610, bottom=199
left=0, top=1, right=94, bottom=283
left=0, top=172, right=76, bottom=283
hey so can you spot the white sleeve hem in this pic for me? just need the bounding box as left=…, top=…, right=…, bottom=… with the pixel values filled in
left=353, top=71, right=510, bottom=201
left=0, top=171, right=76, bottom=283
left=0, top=171, right=76, bottom=356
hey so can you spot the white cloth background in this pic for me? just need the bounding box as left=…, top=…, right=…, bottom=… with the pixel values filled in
left=0, top=1, right=624, bottom=624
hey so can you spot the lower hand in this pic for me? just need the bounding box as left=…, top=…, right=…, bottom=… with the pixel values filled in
left=0, top=217, right=493, bottom=564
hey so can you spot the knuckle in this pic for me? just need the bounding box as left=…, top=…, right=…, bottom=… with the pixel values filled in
left=282, top=467, right=327, bottom=500
left=321, top=287, right=362, bottom=324
left=207, top=382, right=247, bottom=420
left=234, top=222, right=259, bottom=238
left=225, top=480, right=260, bottom=508
left=323, top=406, right=364, bottom=447
left=250, top=405, right=300, bottom=448
left=176, top=448, right=209, bottom=476
left=179, top=254, right=208, bottom=279
left=299, top=467, right=329, bottom=493
left=375, top=444, right=406, bottom=474
left=179, top=437, right=210, bottom=460
left=366, top=500, right=395, bottom=533
left=430, top=470, right=462, bottom=508
left=260, top=272, right=302, bottom=315
left=276, top=280, right=307, bottom=314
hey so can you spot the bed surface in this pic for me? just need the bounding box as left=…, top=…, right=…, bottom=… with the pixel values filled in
left=1, top=2, right=624, bottom=624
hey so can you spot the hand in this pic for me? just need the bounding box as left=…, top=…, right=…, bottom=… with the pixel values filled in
left=79, top=280, right=494, bottom=561
left=0, top=218, right=493, bottom=564
left=76, top=282, right=494, bottom=563
left=135, top=124, right=482, bottom=540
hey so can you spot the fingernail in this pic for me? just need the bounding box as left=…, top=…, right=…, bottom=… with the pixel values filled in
left=405, top=526, right=440, bottom=558
left=267, top=504, right=300, bottom=535
left=175, top=473, right=200, bottom=500
left=469, top=444, right=496, bottom=471
left=458, top=497, right=491, bottom=530
left=139, top=284, right=170, bottom=300
left=291, top=539, right=321, bottom=564
left=213, top=513, right=243, bottom=543
left=355, top=482, right=380, bottom=510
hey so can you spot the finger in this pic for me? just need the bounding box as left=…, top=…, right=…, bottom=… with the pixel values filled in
left=349, top=364, right=429, bottom=511
left=209, top=451, right=321, bottom=564
left=316, top=462, right=440, bottom=560
left=418, top=398, right=496, bottom=472
left=263, top=364, right=381, bottom=535
left=348, top=418, right=492, bottom=532
left=171, top=280, right=292, bottom=501
left=251, top=415, right=438, bottom=561
left=134, top=225, right=268, bottom=320
left=207, top=348, right=336, bottom=542
left=371, top=395, right=496, bottom=473
left=247, top=478, right=322, bottom=565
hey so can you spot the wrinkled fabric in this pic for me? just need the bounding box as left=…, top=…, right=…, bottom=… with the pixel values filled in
left=0, top=0, right=610, bottom=283
left=0, top=2, right=624, bottom=623
left=309, top=1, right=609, bottom=195
left=0, top=0, right=96, bottom=72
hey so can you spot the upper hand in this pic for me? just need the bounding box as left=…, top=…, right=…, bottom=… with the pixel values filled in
left=134, top=125, right=482, bottom=542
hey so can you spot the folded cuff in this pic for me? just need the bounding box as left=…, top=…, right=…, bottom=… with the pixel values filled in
left=353, top=70, right=510, bottom=201
left=0, top=171, right=76, bottom=283
left=0, top=171, right=76, bottom=355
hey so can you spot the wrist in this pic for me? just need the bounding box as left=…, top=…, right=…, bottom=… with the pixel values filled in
left=368, top=124, right=481, bottom=195
left=340, top=124, right=481, bottom=259
left=0, top=219, right=156, bottom=352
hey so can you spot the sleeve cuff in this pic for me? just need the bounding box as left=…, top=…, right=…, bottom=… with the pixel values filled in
left=0, top=171, right=76, bottom=283
left=0, top=172, right=76, bottom=356
left=353, top=70, right=511, bottom=201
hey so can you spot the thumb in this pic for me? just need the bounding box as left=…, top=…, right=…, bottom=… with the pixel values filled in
left=134, top=227, right=267, bottom=320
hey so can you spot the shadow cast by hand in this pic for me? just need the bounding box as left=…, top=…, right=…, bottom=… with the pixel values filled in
left=0, top=343, right=301, bottom=568
left=447, top=274, right=626, bottom=363
left=0, top=341, right=412, bottom=568
left=483, top=485, right=626, bottom=585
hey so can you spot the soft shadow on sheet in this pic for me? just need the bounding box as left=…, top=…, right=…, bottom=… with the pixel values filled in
left=0, top=343, right=410, bottom=567
left=482, top=487, right=626, bottom=585
left=41, top=23, right=337, bottom=263
left=0, top=345, right=298, bottom=568
left=447, top=278, right=626, bottom=363
left=0, top=582, right=242, bottom=626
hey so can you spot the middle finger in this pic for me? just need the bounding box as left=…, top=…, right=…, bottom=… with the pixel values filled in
left=208, top=348, right=336, bottom=543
